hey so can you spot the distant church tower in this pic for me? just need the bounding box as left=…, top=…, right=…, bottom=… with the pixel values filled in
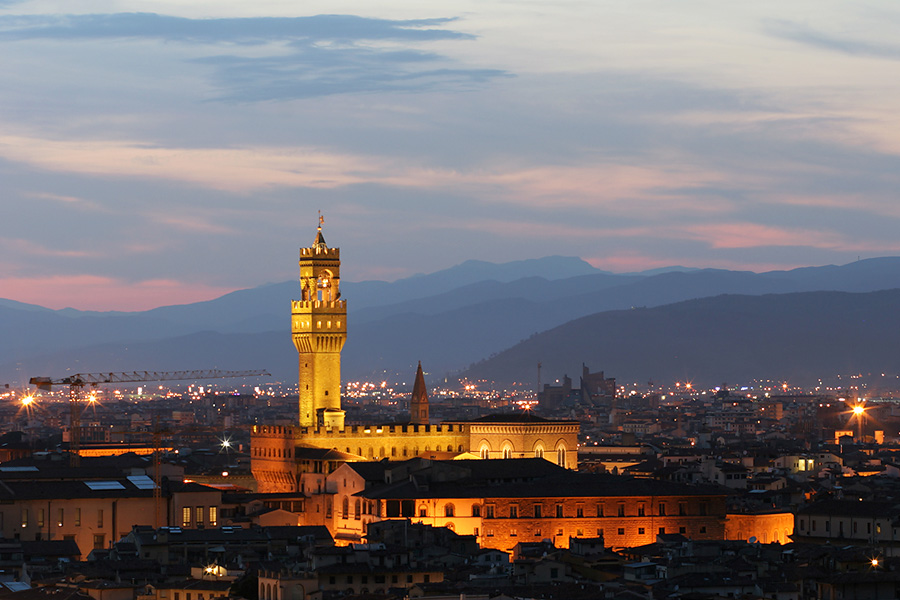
left=292, top=217, right=347, bottom=429
left=410, top=361, right=430, bottom=425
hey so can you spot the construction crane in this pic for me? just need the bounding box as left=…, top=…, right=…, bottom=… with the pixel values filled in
left=28, top=369, right=270, bottom=467
left=30, top=368, right=270, bottom=527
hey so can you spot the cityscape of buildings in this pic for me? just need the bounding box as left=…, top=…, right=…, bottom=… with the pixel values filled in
left=0, top=224, right=898, bottom=600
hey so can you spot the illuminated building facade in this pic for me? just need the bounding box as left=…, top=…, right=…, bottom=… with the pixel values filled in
left=349, top=458, right=728, bottom=552
left=251, top=223, right=579, bottom=494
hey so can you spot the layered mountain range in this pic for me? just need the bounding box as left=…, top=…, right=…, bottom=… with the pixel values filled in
left=2, top=256, right=900, bottom=388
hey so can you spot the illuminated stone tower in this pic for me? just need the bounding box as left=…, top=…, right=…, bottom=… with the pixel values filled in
left=292, top=219, right=347, bottom=429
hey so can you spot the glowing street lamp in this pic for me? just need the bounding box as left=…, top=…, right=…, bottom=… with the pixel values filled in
left=852, top=404, right=866, bottom=442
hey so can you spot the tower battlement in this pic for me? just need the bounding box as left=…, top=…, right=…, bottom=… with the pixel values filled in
left=291, top=300, right=347, bottom=310
left=300, top=246, right=340, bottom=258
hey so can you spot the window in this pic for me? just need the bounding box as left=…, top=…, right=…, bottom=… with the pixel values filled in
left=21, top=509, right=28, bottom=528
left=486, top=529, right=494, bottom=537
left=510, top=529, right=517, bottom=537
left=534, top=528, right=542, bottom=537
left=209, top=506, right=217, bottom=527
left=509, top=505, right=518, bottom=518
left=576, top=505, right=584, bottom=518
left=597, top=504, right=604, bottom=517
left=556, top=504, right=563, bottom=518
left=472, top=505, right=481, bottom=517
left=637, top=504, right=645, bottom=517
left=659, top=527, right=665, bottom=534
left=419, top=507, right=427, bottom=517
left=617, top=504, right=625, bottom=517
left=679, top=526, right=686, bottom=534
left=445, top=504, right=455, bottom=518
left=535, top=447, right=544, bottom=458
left=534, top=504, right=542, bottom=518
left=93, top=534, right=105, bottom=550
left=342, top=497, right=349, bottom=519
left=38, top=509, right=45, bottom=528
left=658, top=504, right=666, bottom=516
left=195, top=506, right=204, bottom=527
left=97, top=509, right=104, bottom=528
left=638, top=527, right=645, bottom=535
left=679, top=503, right=687, bottom=516
left=699, top=502, right=708, bottom=516
left=58, top=508, right=64, bottom=527
left=617, top=528, right=625, bottom=535
left=502, top=447, right=511, bottom=459
left=182, top=507, right=191, bottom=527
left=825, top=521, right=830, bottom=532
left=75, top=508, right=81, bottom=527
left=480, top=447, right=489, bottom=459
left=355, top=500, right=361, bottom=520
left=700, top=526, right=707, bottom=534
left=557, top=447, right=566, bottom=468
left=485, top=505, right=495, bottom=519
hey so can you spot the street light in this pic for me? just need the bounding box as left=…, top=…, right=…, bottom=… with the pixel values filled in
left=853, top=404, right=866, bottom=442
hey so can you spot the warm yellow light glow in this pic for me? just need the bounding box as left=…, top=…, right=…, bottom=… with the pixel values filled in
left=872, top=558, right=879, bottom=567
left=853, top=405, right=865, bottom=416
left=21, top=395, right=34, bottom=406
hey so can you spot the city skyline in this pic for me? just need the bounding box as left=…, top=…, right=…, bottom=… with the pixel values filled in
left=2, top=1, right=899, bottom=310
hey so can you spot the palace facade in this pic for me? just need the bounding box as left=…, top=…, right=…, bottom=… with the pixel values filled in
left=251, top=223, right=579, bottom=494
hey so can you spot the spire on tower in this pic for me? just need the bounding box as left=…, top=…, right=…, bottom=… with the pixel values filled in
left=314, top=211, right=327, bottom=249
left=410, top=361, right=430, bottom=425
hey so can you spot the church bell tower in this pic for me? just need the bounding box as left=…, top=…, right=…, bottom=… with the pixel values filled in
left=292, top=218, right=347, bottom=429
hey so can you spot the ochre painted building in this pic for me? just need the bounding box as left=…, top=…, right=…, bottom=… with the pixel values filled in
left=251, top=223, right=579, bottom=493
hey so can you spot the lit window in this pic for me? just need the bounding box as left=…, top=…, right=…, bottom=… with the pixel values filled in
left=182, top=507, right=191, bottom=527
left=209, top=507, right=217, bottom=527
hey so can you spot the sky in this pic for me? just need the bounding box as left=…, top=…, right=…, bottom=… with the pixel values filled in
left=1, top=0, right=899, bottom=311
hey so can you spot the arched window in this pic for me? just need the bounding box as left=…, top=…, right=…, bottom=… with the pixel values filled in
left=342, top=497, right=349, bottom=518
left=445, top=503, right=455, bottom=517
left=447, top=445, right=453, bottom=452
left=557, top=446, right=566, bottom=468
left=535, top=446, right=544, bottom=458
left=503, top=447, right=512, bottom=459
left=354, top=499, right=361, bottom=520
left=480, top=447, right=489, bottom=459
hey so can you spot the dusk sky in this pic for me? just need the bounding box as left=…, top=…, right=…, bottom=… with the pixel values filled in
left=2, top=1, right=899, bottom=311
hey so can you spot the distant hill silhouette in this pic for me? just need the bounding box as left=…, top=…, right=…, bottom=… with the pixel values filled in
left=461, top=289, right=900, bottom=387
left=3, top=256, right=900, bottom=385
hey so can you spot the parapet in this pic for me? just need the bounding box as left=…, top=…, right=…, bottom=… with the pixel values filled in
left=300, top=247, right=340, bottom=258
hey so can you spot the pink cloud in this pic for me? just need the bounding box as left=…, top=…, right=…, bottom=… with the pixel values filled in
left=0, top=275, right=236, bottom=311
